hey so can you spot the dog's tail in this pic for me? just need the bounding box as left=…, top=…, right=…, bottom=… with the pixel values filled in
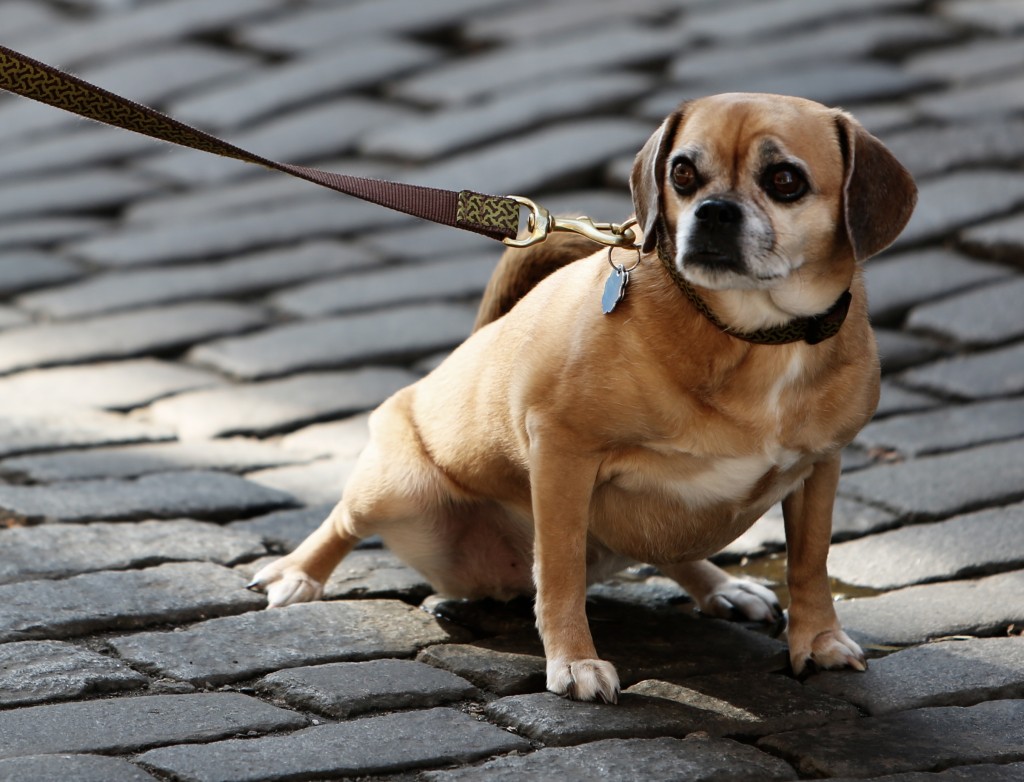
left=473, top=232, right=602, bottom=331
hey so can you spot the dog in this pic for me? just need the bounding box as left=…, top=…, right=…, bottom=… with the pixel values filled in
left=249, top=93, right=917, bottom=704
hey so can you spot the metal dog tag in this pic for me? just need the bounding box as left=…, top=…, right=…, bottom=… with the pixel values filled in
left=602, top=264, right=629, bottom=315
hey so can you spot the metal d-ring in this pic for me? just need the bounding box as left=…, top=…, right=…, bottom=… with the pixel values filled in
left=607, top=245, right=641, bottom=274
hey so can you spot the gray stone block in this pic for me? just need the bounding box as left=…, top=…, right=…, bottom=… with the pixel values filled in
left=141, top=98, right=412, bottom=185
left=227, top=504, right=335, bottom=553
left=1, top=438, right=310, bottom=482
left=0, top=519, right=267, bottom=585
left=0, top=359, right=222, bottom=412
left=2, top=1, right=61, bottom=39
left=279, top=413, right=371, bottom=459
left=940, top=0, right=1024, bottom=34
left=406, top=118, right=652, bottom=195
left=0, top=217, right=107, bottom=252
left=189, top=303, right=476, bottom=380
left=961, top=213, right=1024, bottom=267
left=0, top=124, right=160, bottom=180
left=683, top=0, right=918, bottom=40
left=427, top=737, right=797, bottom=781
left=236, top=0, right=513, bottom=53
left=363, top=73, right=654, bottom=162
left=465, top=0, right=680, bottom=44
left=809, top=637, right=1024, bottom=715
left=0, top=755, right=158, bottom=782
left=20, top=241, right=380, bottom=319
left=0, top=307, right=28, bottom=330
left=0, top=408, right=172, bottom=459
left=881, top=118, right=1024, bottom=179
left=901, top=342, right=1024, bottom=400
left=146, top=367, right=416, bottom=439
left=894, top=171, right=1024, bottom=248
left=394, top=26, right=686, bottom=106
left=907, top=36, right=1024, bottom=84
left=831, top=764, right=1024, bottom=782
left=0, top=302, right=265, bottom=375
left=917, top=74, right=1024, bottom=123
left=827, top=503, right=1024, bottom=590
left=864, top=249, right=1012, bottom=326
left=0, top=470, right=296, bottom=524
left=110, top=600, right=454, bottom=685
left=0, top=640, right=149, bottom=708
left=172, top=38, right=438, bottom=131
left=257, top=659, right=478, bottom=718
left=0, top=562, right=264, bottom=643
left=137, top=707, right=529, bottom=782
left=860, top=397, right=1024, bottom=456
left=874, top=329, right=945, bottom=374
left=68, top=198, right=409, bottom=268
left=837, top=570, right=1024, bottom=646
left=670, top=15, right=955, bottom=83
left=486, top=691, right=716, bottom=746
left=418, top=643, right=547, bottom=696
left=19, top=0, right=282, bottom=66
left=907, top=278, right=1024, bottom=347
left=758, top=700, right=1024, bottom=778
left=0, top=251, right=82, bottom=297
left=625, top=672, right=859, bottom=737
left=0, top=692, right=306, bottom=760
left=839, top=439, right=1024, bottom=521
left=0, top=170, right=161, bottom=221
left=874, top=381, right=943, bottom=418
left=272, top=255, right=497, bottom=317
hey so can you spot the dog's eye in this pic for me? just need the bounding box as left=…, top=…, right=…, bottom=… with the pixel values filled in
left=671, top=160, right=699, bottom=194
left=765, top=165, right=808, bottom=202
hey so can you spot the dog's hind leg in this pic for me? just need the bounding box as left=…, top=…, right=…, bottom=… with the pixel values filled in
left=660, top=559, right=783, bottom=630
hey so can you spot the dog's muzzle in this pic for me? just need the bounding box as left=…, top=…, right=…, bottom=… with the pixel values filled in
left=683, top=198, right=745, bottom=274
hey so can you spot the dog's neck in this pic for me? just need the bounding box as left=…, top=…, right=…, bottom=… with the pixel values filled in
left=653, top=235, right=850, bottom=346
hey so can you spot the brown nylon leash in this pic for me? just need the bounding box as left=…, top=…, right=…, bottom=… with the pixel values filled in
left=0, top=43, right=522, bottom=242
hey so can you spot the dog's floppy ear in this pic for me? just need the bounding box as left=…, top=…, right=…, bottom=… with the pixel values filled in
left=631, top=108, right=685, bottom=254
left=834, top=111, right=917, bottom=262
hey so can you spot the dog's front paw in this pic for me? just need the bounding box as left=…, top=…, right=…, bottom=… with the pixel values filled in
left=789, top=627, right=866, bottom=677
left=698, top=577, right=784, bottom=629
left=247, top=559, right=324, bottom=608
left=547, top=658, right=620, bottom=703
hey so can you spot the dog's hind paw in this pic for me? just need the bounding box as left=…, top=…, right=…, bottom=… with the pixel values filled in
left=698, top=577, right=784, bottom=631
left=247, top=560, right=324, bottom=608
left=547, top=658, right=620, bottom=704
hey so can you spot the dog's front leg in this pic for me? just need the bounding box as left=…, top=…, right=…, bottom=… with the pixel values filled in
left=783, top=452, right=866, bottom=675
left=530, top=439, right=619, bottom=703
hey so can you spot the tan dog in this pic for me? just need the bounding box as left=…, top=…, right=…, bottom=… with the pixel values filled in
left=249, top=93, right=917, bottom=703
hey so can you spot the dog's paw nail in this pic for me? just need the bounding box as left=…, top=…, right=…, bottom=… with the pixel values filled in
left=245, top=579, right=264, bottom=592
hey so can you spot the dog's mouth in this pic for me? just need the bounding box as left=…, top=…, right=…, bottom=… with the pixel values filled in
left=683, top=249, right=746, bottom=275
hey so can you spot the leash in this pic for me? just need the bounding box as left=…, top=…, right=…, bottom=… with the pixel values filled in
left=0, top=43, right=637, bottom=250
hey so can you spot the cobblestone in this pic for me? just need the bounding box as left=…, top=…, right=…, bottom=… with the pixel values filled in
left=145, top=367, right=416, bottom=439
left=0, top=640, right=149, bottom=708
left=759, top=700, right=1024, bottom=778
left=0, top=692, right=306, bottom=760
left=110, top=600, right=454, bottom=685
left=424, top=736, right=798, bottom=782
left=0, top=562, right=264, bottom=643
left=0, top=0, right=1022, bottom=777
left=0, top=519, right=266, bottom=584
left=827, top=503, right=1024, bottom=590
left=0, top=470, right=296, bottom=523
left=257, top=659, right=478, bottom=718
left=809, top=637, right=1024, bottom=715
left=137, top=707, right=530, bottom=782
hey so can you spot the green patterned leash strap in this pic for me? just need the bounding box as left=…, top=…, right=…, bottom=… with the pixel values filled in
left=0, top=43, right=520, bottom=242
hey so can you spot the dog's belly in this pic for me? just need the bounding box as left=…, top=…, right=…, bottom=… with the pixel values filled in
left=591, top=448, right=809, bottom=564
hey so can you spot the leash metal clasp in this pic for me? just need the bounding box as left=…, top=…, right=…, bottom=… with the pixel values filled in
left=503, top=195, right=638, bottom=249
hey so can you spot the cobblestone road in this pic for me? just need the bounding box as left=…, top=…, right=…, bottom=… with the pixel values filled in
left=1, top=1, right=1023, bottom=780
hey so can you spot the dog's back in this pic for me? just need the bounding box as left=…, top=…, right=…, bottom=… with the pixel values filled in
left=473, top=232, right=603, bottom=331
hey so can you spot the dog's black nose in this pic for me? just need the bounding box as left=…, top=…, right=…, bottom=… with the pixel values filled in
left=695, top=199, right=742, bottom=226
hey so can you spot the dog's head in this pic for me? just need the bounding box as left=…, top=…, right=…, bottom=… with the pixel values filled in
left=631, top=93, right=917, bottom=296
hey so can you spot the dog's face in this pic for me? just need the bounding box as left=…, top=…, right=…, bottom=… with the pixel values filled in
left=632, top=93, right=917, bottom=293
